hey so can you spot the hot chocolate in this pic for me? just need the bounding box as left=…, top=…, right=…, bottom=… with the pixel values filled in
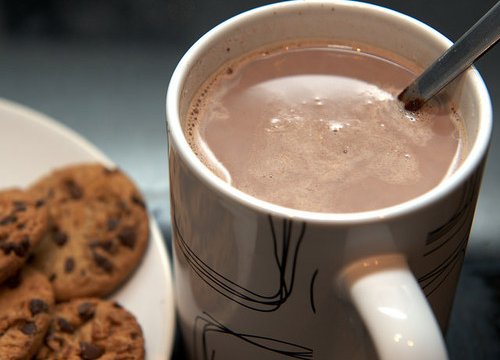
left=184, top=43, right=466, bottom=213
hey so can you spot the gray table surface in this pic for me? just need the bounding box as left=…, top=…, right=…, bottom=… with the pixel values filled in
left=0, top=0, right=498, bottom=359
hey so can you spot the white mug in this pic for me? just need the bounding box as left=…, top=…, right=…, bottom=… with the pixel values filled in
left=166, top=1, right=492, bottom=359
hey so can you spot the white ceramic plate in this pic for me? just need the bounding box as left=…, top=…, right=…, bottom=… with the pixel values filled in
left=0, top=98, right=175, bottom=360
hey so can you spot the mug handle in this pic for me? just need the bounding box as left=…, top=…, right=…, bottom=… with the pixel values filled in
left=340, top=254, right=448, bottom=360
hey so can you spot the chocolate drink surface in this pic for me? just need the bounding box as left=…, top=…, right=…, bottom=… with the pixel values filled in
left=184, top=43, right=466, bottom=213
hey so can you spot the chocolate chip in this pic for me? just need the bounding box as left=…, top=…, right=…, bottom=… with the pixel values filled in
left=65, top=257, right=75, bottom=273
left=89, top=239, right=114, bottom=253
left=49, top=273, right=57, bottom=282
left=112, top=302, right=122, bottom=308
left=65, top=179, right=83, bottom=199
left=4, top=271, right=22, bottom=289
left=0, top=214, right=17, bottom=225
left=117, top=227, right=136, bottom=249
left=79, top=342, right=103, bottom=360
left=26, top=254, right=35, bottom=264
left=20, top=236, right=30, bottom=254
left=35, top=199, right=46, bottom=207
left=101, top=240, right=114, bottom=253
left=107, top=217, right=119, bottom=231
left=131, top=194, right=146, bottom=208
left=0, top=241, right=12, bottom=255
left=77, top=302, right=95, bottom=322
left=92, top=251, right=114, bottom=273
left=57, top=317, right=75, bottom=334
left=21, top=322, right=37, bottom=335
left=53, top=230, right=68, bottom=246
left=12, top=201, right=27, bottom=212
left=1, top=237, right=30, bottom=257
left=30, top=299, right=49, bottom=315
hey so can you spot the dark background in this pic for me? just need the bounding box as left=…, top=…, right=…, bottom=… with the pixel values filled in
left=0, top=1, right=499, bottom=359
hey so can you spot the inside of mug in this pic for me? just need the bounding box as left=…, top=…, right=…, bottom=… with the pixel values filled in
left=172, top=1, right=491, bottom=220
left=178, top=1, right=489, bottom=160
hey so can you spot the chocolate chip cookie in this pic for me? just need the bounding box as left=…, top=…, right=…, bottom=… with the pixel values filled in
left=0, top=266, right=55, bottom=360
left=0, top=189, right=49, bottom=283
left=34, top=297, right=145, bottom=360
left=29, top=163, right=149, bottom=301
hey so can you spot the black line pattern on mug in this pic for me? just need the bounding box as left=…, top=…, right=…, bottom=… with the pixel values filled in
left=194, top=312, right=313, bottom=360
left=419, top=231, right=469, bottom=297
left=309, top=270, right=319, bottom=314
left=418, top=170, right=482, bottom=297
left=173, top=213, right=306, bottom=312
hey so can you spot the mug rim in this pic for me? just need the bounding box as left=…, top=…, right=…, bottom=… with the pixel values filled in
left=166, top=0, right=493, bottom=225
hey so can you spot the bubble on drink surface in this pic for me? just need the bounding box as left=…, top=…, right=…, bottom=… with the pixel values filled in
left=314, top=96, right=324, bottom=106
left=263, top=100, right=307, bottom=132
left=326, top=121, right=346, bottom=132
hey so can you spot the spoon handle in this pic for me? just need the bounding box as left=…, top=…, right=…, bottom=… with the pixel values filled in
left=399, top=1, right=500, bottom=111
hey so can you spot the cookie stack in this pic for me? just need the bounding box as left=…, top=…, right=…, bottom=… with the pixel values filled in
left=0, top=163, right=149, bottom=360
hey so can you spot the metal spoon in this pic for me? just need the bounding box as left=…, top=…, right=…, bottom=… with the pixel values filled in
left=398, top=1, right=500, bottom=111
